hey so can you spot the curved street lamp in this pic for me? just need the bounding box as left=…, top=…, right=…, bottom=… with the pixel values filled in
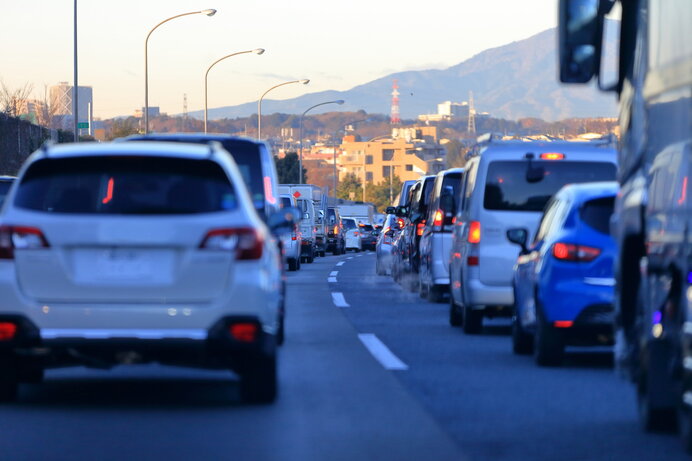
left=257, top=79, right=309, bottom=140
left=299, top=99, right=345, bottom=184
left=204, top=48, right=265, bottom=133
left=144, top=8, right=216, bottom=134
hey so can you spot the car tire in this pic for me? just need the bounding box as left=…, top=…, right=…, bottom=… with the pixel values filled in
left=288, top=258, right=298, bottom=272
left=240, top=351, right=277, bottom=404
left=427, top=285, right=444, bottom=303
left=0, top=355, right=19, bottom=402
left=511, top=314, right=533, bottom=355
left=306, top=248, right=314, bottom=264
left=449, top=294, right=463, bottom=327
left=534, top=315, right=564, bottom=366
left=462, top=306, right=483, bottom=334
left=636, top=338, right=677, bottom=432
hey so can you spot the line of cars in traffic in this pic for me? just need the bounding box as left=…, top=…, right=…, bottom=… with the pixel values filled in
left=377, top=135, right=619, bottom=369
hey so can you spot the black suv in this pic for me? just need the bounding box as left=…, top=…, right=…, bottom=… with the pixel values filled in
left=326, top=207, right=345, bottom=255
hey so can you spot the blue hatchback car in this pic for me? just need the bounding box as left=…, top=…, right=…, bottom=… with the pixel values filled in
left=507, top=182, right=618, bottom=366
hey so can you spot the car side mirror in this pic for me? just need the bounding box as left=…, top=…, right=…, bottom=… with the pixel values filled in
left=506, top=228, right=529, bottom=254
left=385, top=206, right=396, bottom=215
left=558, top=0, right=606, bottom=84
left=269, top=207, right=302, bottom=235
left=395, top=205, right=409, bottom=217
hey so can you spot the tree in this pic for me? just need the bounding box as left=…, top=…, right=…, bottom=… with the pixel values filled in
left=444, top=139, right=466, bottom=168
left=366, top=176, right=402, bottom=211
left=0, top=80, right=33, bottom=117
left=337, top=173, right=362, bottom=201
left=108, top=117, right=140, bottom=140
left=276, top=152, right=307, bottom=184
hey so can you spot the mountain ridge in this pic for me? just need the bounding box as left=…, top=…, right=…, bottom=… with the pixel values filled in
left=186, top=27, right=617, bottom=122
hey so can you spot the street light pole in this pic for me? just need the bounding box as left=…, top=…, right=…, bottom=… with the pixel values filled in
left=204, top=48, right=264, bottom=133
left=144, top=8, right=216, bottom=134
left=73, top=0, right=78, bottom=142
left=299, top=99, right=344, bottom=184
left=258, top=79, right=309, bottom=140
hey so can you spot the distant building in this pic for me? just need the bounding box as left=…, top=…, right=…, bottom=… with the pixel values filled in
left=337, top=126, right=445, bottom=185
left=49, top=82, right=93, bottom=121
left=17, top=99, right=47, bottom=124
left=418, top=99, right=484, bottom=122
left=134, top=107, right=160, bottom=118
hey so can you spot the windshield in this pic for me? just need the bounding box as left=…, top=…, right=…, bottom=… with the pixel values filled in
left=484, top=161, right=616, bottom=212
left=15, top=156, right=237, bottom=214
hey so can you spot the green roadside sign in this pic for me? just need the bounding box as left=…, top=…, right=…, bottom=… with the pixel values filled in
left=77, top=122, right=89, bottom=129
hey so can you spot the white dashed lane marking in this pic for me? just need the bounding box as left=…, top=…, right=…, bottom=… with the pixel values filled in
left=330, top=271, right=339, bottom=277
left=331, top=292, right=350, bottom=307
left=358, top=334, right=409, bottom=371
left=328, top=277, right=337, bottom=283
left=336, top=261, right=345, bottom=266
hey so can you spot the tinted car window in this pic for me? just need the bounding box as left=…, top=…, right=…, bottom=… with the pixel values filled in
left=579, top=196, right=615, bottom=234
left=484, top=161, right=616, bottom=212
left=15, top=157, right=236, bottom=215
left=342, top=218, right=357, bottom=230
left=441, top=173, right=462, bottom=213
left=280, top=196, right=292, bottom=208
left=128, top=137, right=264, bottom=212
left=0, top=180, right=13, bottom=207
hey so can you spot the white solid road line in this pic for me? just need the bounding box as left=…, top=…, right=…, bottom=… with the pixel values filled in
left=336, top=261, right=345, bottom=266
left=331, top=292, right=350, bottom=307
left=346, top=257, right=354, bottom=260
left=328, top=277, right=337, bottom=283
left=330, top=271, right=339, bottom=276
left=358, top=334, right=409, bottom=371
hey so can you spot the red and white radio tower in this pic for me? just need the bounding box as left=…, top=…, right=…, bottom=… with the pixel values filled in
left=390, top=79, right=401, bottom=124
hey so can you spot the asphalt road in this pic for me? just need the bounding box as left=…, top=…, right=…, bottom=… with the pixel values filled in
left=0, top=252, right=687, bottom=460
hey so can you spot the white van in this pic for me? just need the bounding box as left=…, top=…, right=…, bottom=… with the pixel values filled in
left=449, top=136, right=617, bottom=333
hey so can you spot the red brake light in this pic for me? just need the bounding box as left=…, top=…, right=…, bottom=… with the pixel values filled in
left=467, top=256, right=479, bottom=266
left=0, top=322, right=17, bottom=341
left=468, top=221, right=481, bottom=244
left=334, top=225, right=339, bottom=234
left=554, top=321, right=574, bottom=328
left=552, top=242, right=600, bottom=262
left=200, top=228, right=264, bottom=260
left=417, top=220, right=426, bottom=236
left=540, top=153, right=565, bottom=160
left=229, top=322, right=258, bottom=342
left=0, top=225, right=50, bottom=259
left=397, top=218, right=405, bottom=228
left=433, top=209, right=444, bottom=228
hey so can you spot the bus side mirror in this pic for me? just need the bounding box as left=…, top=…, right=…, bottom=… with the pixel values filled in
left=558, top=0, right=608, bottom=83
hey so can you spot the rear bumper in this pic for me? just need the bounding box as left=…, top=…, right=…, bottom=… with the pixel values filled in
left=0, top=314, right=275, bottom=370
left=465, top=278, right=513, bottom=307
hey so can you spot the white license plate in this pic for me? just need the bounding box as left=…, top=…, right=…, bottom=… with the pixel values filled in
left=95, top=249, right=153, bottom=280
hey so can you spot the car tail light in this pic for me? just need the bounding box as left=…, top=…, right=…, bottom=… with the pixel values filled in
left=354, top=231, right=359, bottom=237
left=468, top=221, right=481, bottom=244
left=467, top=256, right=479, bottom=266
left=432, top=209, right=444, bottom=231
left=200, top=228, right=263, bottom=260
left=417, top=220, right=426, bottom=236
left=0, top=225, right=50, bottom=259
left=540, top=152, right=565, bottom=160
left=554, top=321, right=573, bottom=328
left=0, top=322, right=17, bottom=341
left=333, top=225, right=339, bottom=235
left=552, top=242, right=600, bottom=262
left=229, top=322, right=258, bottom=342
left=397, top=218, right=405, bottom=228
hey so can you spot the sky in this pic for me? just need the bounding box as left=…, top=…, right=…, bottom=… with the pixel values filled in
left=0, top=0, right=558, bottom=120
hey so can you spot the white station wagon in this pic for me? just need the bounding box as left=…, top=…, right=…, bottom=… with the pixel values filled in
left=0, top=141, right=294, bottom=403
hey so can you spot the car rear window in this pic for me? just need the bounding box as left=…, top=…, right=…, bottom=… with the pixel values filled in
left=342, top=219, right=357, bottom=230
left=579, top=196, right=615, bottom=234
left=15, top=156, right=237, bottom=214
left=131, top=137, right=265, bottom=211
left=440, top=173, right=462, bottom=212
left=360, top=224, right=374, bottom=232
left=483, top=161, right=616, bottom=211
left=280, top=196, right=292, bottom=208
